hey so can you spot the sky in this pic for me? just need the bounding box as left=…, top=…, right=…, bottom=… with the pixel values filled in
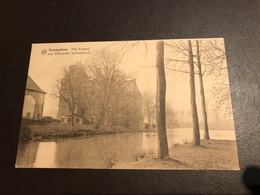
left=27, top=38, right=234, bottom=126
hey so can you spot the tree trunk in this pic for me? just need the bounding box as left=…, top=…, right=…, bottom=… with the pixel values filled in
left=156, top=41, right=169, bottom=159
left=196, top=40, right=210, bottom=140
left=71, top=113, right=75, bottom=127
left=94, top=119, right=101, bottom=129
left=68, top=102, right=75, bottom=127
left=188, top=40, right=200, bottom=146
left=80, top=107, right=88, bottom=124
left=148, top=112, right=151, bottom=125
left=95, top=106, right=107, bottom=129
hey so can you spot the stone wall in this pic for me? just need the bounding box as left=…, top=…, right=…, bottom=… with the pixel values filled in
left=23, top=89, right=45, bottom=119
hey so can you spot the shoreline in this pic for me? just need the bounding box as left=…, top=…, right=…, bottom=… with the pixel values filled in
left=112, top=139, right=239, bottom=170
left=19, top=123, right=235, bottom=141
left=19, top=123, right=156, bottom=140
left=17, top=124, right=239, bottom=170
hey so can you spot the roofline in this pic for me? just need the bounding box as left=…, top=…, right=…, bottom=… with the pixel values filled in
left=26, top=88, right=47, bottom=94
left=27, top=75, right=47, bottom=94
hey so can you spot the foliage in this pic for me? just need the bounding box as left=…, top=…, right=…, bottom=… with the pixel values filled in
left=38, top=116, right=61, bottom=124
left=202, top=40, right=233, bottom=118
left=21, top=117, right=61, bottom=125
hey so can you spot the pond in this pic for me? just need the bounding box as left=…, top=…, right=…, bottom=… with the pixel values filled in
left=15, top=128, right=236, bottom=169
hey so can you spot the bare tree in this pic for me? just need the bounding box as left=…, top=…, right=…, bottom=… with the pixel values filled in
left=164, top=40, right=191, bottom=74
left=165, top=40, right=202, bottom=145
left=89, top=50, right=127, bottom=129
left=165, top=102, right=178, bottom=128
left=204, top=40, right=232, bottom=118
left=142, top=90, right=156, bottom=126
left=156, top=41, right=169, bottom=159
left=53, top=64, right=89, bottom=126
left=175, top=110, right=192, bottom=128
left=188, top=40, right=201, bottom=146
left=195, top=40, right=210, bottom=140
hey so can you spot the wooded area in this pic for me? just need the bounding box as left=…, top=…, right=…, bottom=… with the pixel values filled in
left=50, top=39, right=233, bottom=159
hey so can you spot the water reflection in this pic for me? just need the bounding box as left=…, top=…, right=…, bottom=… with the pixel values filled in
left=141, top=129, right=236, bottom=155
left=33, top=142, right=57, bottom=168
left=55, top=133, right=143, bottom=168
left=16, top=128, right=236, bottom=169
left=16, top=140, right=39, bottom=168
left=141, top=133, right=157, bottom=153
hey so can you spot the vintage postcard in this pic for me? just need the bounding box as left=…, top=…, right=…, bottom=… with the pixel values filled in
left=16, top=39, right=239, bottom=170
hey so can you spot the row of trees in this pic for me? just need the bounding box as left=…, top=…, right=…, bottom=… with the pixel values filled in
left=52, top=39, right=231, bottom=160
left=142, top=90, right=178, bottom=128
left=156, top=39, right=231, bottom=158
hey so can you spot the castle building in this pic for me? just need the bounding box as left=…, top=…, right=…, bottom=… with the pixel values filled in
left=111, top=79, right=143, bottom=127
left=57, top=64, right=143, bottom=127
left=22, top=76, right=46, bottom=119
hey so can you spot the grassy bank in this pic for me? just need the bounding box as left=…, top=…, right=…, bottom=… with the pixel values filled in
left=20, top=123, right=155, bottom=140
left=113, top=140, right=239, bottom=170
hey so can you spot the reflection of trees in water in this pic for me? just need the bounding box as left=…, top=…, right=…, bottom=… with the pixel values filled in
left=33, top=142, right=57, bottom=168
left=16, top=140, right=39, bottom=168
left=55, top=134, right=143, bottom=168
left=16, top=130, right=236, bottom=168
left=141, top=133, right=157, bottom=154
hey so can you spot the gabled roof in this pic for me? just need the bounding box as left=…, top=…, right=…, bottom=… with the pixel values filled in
left=123, top=79, right=141, bottom=93
left=26, top=75, right=46, bottom=93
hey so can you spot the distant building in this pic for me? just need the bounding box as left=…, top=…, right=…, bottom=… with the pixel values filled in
left=57, top=64, right=91, bottom=124
left=57, top=64, right=143, bottom=127
left=22, top=76, right=46, bottom=119
left=111, top=79, right=143, bottom=127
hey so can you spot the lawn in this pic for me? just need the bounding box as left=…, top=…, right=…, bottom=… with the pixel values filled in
left=113, top=140, right=240, bottom=170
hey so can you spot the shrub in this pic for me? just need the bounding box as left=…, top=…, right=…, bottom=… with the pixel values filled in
left=101, top=151, right=118, bottom=169
left=133, top=151, right=146, bottom=161
left=38, top=116, right=61, bottom=124
left=181, top=137, right=191, bottom=145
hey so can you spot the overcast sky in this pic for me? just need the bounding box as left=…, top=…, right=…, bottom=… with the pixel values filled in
left=27, top=38, right=233, bottom=124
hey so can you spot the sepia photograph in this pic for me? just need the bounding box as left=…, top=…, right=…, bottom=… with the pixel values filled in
left=15, top=39, right=239, bottom=170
